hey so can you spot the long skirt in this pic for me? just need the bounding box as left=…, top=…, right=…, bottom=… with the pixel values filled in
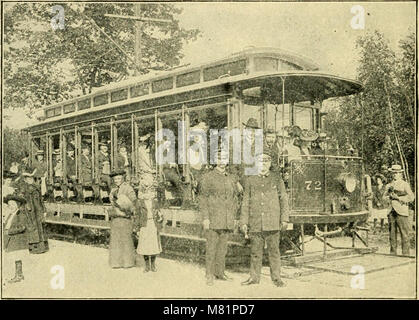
left=137, top=219, right=162, bottom=256
left=109, top=217, right=135, bottom=268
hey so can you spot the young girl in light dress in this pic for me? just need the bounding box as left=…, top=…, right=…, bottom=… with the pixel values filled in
left=136, top=174, right=163, bottom=272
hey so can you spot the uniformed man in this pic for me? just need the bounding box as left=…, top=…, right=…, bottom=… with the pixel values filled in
left=240, top=152, right=289, bottom=287
left=383, top=164, right=414, bottom=256
left=198, top=148, right=241, bottom=286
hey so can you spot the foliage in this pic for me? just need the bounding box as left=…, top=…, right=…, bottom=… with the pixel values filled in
left=2, top=127, right=31, bottom=171
left=324, top=30, right=415, bottom=185
left=3, top=2, right=200, bottom=114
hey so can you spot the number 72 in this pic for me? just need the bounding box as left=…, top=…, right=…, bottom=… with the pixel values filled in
left=305, top=180, right=322, bottom=190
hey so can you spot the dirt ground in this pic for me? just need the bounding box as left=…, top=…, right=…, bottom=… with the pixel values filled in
left=2, top=232, right=417, bottom=299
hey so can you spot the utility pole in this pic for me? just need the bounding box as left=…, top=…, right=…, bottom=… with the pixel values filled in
left=105, top=4, right=171, bottom=76
left=134, top=4, right=142, bottom=75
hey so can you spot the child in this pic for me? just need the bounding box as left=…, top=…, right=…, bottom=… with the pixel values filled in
left=136, top=185, right=163, bottom=272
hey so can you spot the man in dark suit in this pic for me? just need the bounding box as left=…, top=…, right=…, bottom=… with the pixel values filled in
left=198, top=149, right=241, bottom=286
left=383, top=164, right=414, bottom=256
left=240, top=153, right=290, bottom=287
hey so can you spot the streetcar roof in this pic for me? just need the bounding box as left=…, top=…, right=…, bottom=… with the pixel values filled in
left=25, top=70, right=362, bottom=133
left=24, top=47, right=362, bottom=132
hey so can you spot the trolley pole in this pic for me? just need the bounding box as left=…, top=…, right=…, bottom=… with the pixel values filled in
left=104, top=4, right=171, bottom=76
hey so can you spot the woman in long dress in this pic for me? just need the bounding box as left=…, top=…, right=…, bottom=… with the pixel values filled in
left=3, top=170, right=28, bottom=283
left=108, top=170, right=137, bottom=268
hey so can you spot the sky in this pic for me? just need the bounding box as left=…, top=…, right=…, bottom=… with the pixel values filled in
left=176, top=2, right=415, bottom=79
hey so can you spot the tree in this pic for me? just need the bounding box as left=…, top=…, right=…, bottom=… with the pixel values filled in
left=324, top=30, right=415, bottom=185
left=3, top=3, right=200, bottom=113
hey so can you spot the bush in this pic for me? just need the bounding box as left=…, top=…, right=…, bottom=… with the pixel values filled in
left=2, top=127, right=31, bottom=171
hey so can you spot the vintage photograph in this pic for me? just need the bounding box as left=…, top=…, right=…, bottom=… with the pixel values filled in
left=1, top=1, right=416, bottom=300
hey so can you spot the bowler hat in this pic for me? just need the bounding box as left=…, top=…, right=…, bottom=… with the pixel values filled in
left=243, top=118, right=260, bottom=129
left=110, top=170, right=126, bottom=178
left=99, top=141, right=108, bottom=147
left=388, top=164, right=403, bottom=173
left=265, top=125, right=275, bottom=134
left=3, top=170, right=18, bottom=179
left=3, top=194, right=26, bottom=205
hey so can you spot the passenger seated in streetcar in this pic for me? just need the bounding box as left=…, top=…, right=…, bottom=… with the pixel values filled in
left=98, top=141, right=112, bottom=190
left=298, top=129, right=318, bottom=158
left=66, top=146, right=76, bottom=181
left=160, top=138, right=185, bottom=206
left=311, top=132, right=329, bottom=156
left=80, top=144, right=94, bottom=202
left=263, top=125, right=280, bottom=171
left=188, top=121, right=208, bottom=197
left=115, top=143, right=131, bottom=180
left=80, top=144, right=92, bottom=184
left=279, top=126, right=302, bottom=162
left=52, top=149, right=62, bottom=179
left=33, top=149, right=48, bottom=196
left=137, top=133, right=155, bottom=174
left=52, top=149, right=64, bottom=201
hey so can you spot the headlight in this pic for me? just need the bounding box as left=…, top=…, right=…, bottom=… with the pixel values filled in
left=338, top=173, right=357, bottom=193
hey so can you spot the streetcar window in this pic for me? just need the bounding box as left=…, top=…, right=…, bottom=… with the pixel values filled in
left=176, top=71, right=201, bottom=88
left=254, top=57, right=278, bottom=72
left=111, top=89, right=128, bottom=103
left=265, top=104, right=291, bottom=132
left=94, top=94, right=109, bottom=107
left=53, top=107, right=62, bottom=116
left=63, top=103, right=76, bottom=114
left=46, top=108, right=55, bottom=118
left=203, top=60, right=247, bottom=82
left=294, top=106, right=313, bottom=130
left=152, top=77, right=174, bottom=93
left=78, top=98, right=91, bottom=110
left=130, top=83, right=149, bottom=98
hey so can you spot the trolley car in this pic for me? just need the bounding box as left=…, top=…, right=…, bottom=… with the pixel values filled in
left=24, top=47, right=372, bottom=262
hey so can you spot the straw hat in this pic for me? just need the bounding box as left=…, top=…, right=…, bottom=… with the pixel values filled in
left=388, top=164, right=403, bottom=173
left=299, top=129, right=319, bottom=142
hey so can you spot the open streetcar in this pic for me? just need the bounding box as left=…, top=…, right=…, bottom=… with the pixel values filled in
left=24, top=47, right=373, bottom=264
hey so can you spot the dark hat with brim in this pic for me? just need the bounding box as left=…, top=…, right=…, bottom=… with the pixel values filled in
left=4, top=170, right=18, bottom=179
left=373, top=173, right=387, bottom=184
left=243, top=118, right=260, bottom=129
left=110, top=170, right=126, bottom=178
left=3, top=194, right=26, bottom=205
left=265, top=125, right=275, bottom=134
left=99, top=141, right=108, bottom=147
